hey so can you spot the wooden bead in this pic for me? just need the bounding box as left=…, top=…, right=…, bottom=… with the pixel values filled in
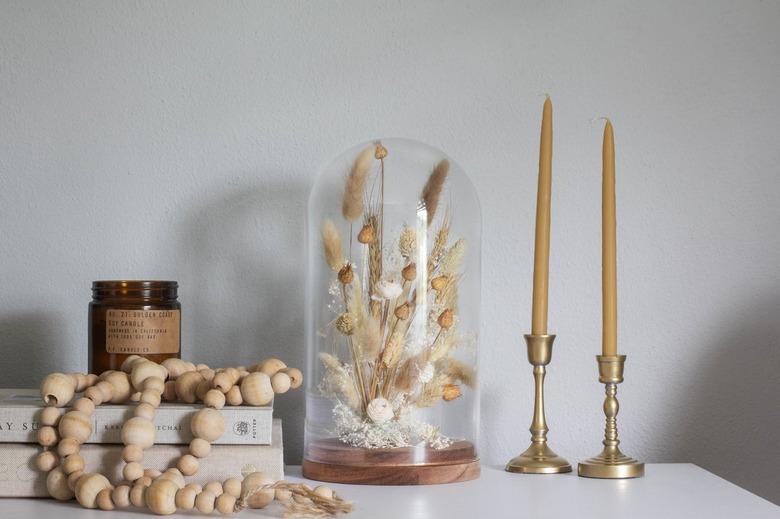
left=159, top=468, right=185, bottom=489
left=161, top=358, right=190, bottom=380
left=71, top=373, right=90, bottom=392
left=281, top=367, right=303, bottom=389
left=67, top=469, right=84, bottom=491
left=137, top=475, right=154, bottom=487
left=256, top=358, right=286, bottom=376
left=84, top=386, right=104, bottom=405
left=40, top=373, right=75, bottom=407
left=112, top=484, right=131, bottom=508
left=185, top=483, right=203, bottom=494
left=195, top=490, right=216, bottom=513
left=134, top=402, right=156, bottom=420
left=75, top=473, right=111, bottom=509
left=140, top=388, right=162, bottom=408
left=120, top=355, right=143, bottom=373
left=85, top=373, right=99, bottom=386
left=271, top=372, right=291, bottom=394
left=61, top=453, right=85, bottom=475
left=129, top=484, right=146, bottom=507
left=240, top=372, right=274, bottom=406
left=58, top=438, right=79, bottom=457
left=162, top=380, right=177, bottom=401
left=313, top=485, right=333, bottom=499
left=95, top=380, right=115, bottom=402
left=195, top=379, right=212, bottom=401
left=203, top=481, right=223, bottom=496
left=211, top=372, right=234, bottom=393
left=123, top=461, right=144, bottom=481
left=46, top=467, right=74, bottom=500
left=36, top=450, right=59, bottom=472
left=58, top=410, right=92, bottom=444
left=122, top=444, right=143, bottom=462
left=242, top=472, right=274, bottom=508
left=175, top=486, right=198, bottom=510
left=195, top=363, right=209, bottom=371
left=225, top=385, right=243, bottom=406
left=144, top=468, right=162, bottom=479
left=191, top=408, right=225, bottom=442
left=121, top=417, right=156, bottom=448
left=203, top=389, right=226, bottom=409
left=73, top=397, right=95, bottom=415
left=100, top=371, right=132, bottom=403
left=40, top=406, right=61, bottom=426
left=222, top=478, right=242, bottom=498
left=97, top=487, right=115, bottom=510
left=143, top=376, right=165, bottom=393
left=37, top=425, right=59, bottom=447
left=189, top=438, right=211, bottom=458
left=177, top=454, right=199, bottom=476
left=174, top=371, right=203, bottom=403
left=129, top=391, right=141, bottom=402
left=146, top=478, right=179, bottom=515
left=198, top=368, right=216, bottom=381
left=216, top=493, right=237, bottom=514
left=130, top=360, right=168, bottom=391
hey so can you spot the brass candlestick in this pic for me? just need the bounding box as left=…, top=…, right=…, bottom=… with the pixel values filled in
left=506, top=334, right=571, bottom=474
left=578, top=355, right=644, bottom=479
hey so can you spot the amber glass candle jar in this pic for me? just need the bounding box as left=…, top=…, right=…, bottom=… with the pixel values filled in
left=89, top=280, right=181, bottom=374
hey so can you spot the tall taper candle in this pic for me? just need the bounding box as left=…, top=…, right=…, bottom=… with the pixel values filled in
left=531, top=97, right=553, bottom=335
left=602, top=120, right=618, bottom=356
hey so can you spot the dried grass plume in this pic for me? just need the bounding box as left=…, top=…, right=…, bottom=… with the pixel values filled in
left=342, top=146, right=375, bottom=221
left=421, top=159, right=449, bottom=226
left=321, top=219, right=343, bottom=271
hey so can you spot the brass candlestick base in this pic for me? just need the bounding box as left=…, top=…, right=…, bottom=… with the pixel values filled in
left=578, top=355, right=644, bottom=479
left=506, top=334, right=571, bottom=474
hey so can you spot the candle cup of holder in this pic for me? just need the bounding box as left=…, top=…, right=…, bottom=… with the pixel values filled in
left=506, top=334, right=571, bottom=474
left=577, top=355, right=644, bottom=479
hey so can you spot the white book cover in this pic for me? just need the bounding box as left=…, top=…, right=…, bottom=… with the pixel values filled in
left=0, top=389, right=272, bottom=445
left=0, top=419, right=284, bottom=497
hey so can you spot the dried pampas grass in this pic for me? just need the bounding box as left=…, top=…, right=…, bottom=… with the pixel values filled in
left=321, top=219, right=343, bottom=271
left=342, top=147, right=375, bottom=221
left=421, top=159, right=449, bottom=226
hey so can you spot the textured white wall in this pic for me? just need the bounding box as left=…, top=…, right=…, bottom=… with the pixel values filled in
left=1, top=0, right=778, bottom=504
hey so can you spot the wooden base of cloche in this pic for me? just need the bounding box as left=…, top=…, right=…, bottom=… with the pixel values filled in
left=302, top=438, right=480, bottom=485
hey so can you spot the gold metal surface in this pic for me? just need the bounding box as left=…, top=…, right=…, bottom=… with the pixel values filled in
left=578, top=355, right=645, bottom=479
left=506, top=334, right=572, bottom=474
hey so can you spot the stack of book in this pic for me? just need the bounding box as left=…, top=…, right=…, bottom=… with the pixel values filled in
left=0, top=389, right=283, bottom=497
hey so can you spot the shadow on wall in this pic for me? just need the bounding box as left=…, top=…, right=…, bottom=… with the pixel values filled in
left=0, top=313, right=68, bottom=388
left=174, top=174, right=309, bottom=463
left=672, top=292, right=780, bottom=505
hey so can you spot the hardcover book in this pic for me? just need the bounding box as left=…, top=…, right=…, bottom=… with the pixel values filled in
left=0, top=389, right=272, bottom=445
left=0, top=419, right=284, bottom=497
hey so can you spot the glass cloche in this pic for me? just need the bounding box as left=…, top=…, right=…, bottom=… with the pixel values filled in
left=303, top=139, right=481, bottom=484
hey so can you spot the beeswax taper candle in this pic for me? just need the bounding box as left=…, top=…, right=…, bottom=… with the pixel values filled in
left=602, top=120, right=618, bottom=356
left=531, top=97, right=553, bottom=335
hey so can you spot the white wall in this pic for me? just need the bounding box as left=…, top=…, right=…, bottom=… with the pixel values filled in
left=1, top=0, right=778, bottom=504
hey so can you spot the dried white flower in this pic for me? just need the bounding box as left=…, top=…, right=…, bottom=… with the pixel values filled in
left=418, top=362, right=435, bottom=384
left=366, top=397, right=394, bottom=424
left=398, top=226, right=417, bottom=258
left=372, top=280, right=403, bottom=300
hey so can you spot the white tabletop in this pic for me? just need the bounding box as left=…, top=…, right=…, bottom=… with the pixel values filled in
left=0, top=464, right=776, bottom=518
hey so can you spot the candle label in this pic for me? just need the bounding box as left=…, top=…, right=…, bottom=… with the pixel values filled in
left=105, top=309, right=181, bottom=354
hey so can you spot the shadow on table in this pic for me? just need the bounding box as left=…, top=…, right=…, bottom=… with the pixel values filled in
left=670, top=292, right=780, bottom=505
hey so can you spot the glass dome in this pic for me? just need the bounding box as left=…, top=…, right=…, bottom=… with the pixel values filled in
left=303, top=138, right=481, bottom=484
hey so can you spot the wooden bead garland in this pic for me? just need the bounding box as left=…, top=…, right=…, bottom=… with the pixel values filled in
left=36, top=356, right=351, bottom=517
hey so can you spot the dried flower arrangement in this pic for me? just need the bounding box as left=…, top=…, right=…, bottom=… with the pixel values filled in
left=317, top=142, right=476, bottom=450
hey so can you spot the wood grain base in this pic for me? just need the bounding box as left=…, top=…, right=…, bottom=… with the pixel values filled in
left=303, top=438, right=480, bottom=485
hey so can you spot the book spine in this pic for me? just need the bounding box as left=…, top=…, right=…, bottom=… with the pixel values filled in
left=0, top=420, right=284, bottom=497
left=0, top=405, right=272, bottom=445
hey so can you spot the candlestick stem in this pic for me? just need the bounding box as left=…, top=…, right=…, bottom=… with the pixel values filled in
left=578, top=355, right=644, bottom=479
left=505, top=334, right=571, bottom=474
